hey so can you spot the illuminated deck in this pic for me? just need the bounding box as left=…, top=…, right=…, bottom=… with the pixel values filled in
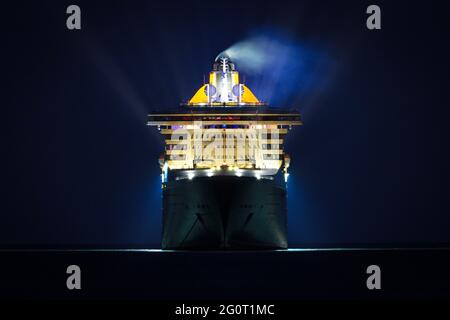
left=147, top=106, right=301, bottom=172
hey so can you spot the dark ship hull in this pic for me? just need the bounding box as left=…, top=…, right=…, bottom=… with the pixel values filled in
left=162, top=174, right=288, bottom=249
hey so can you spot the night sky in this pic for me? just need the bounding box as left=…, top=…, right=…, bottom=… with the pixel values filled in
left=2, top=0, right=450, bottom=248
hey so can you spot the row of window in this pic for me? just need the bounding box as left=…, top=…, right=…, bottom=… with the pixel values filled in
left=168, top=133, right=285, bottom=139
left=166, top=155, right=281, bottom=160
left=166, top=144, right=280, bottom=150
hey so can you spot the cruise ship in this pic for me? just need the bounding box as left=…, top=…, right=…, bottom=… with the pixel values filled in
left=147, top=54, right=301, bottom=249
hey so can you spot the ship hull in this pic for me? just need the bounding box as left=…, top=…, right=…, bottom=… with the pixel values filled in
left=162, top=175, right=288, bottom=249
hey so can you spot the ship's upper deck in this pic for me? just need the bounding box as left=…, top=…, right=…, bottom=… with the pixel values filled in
left=147, top=55, right=301, bottom=175
left=148, top=54, right=301, bottom=125
left=147, top=106, right=301, bottom=126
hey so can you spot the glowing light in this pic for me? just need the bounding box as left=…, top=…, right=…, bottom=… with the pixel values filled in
left=255, top=174, right=261, bottom=180
left=284, top=172, right=290, bottom=183
left=187, top=172, right=195, bottom=180
left=162, top=162, right=169, bottom=183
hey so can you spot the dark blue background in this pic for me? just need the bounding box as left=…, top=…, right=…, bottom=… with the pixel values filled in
left=2, top=0, right=449, bottom=248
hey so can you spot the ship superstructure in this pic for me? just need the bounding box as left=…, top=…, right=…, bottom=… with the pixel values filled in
left=147, top=54, right=301, bottom=249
